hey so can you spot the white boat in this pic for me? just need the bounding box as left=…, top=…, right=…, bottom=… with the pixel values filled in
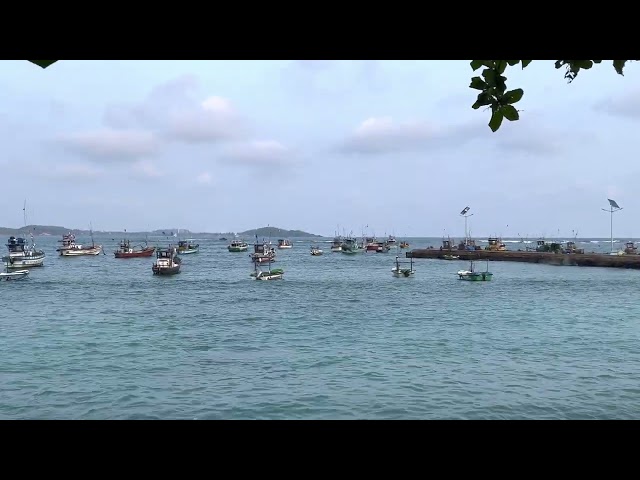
left=310, top=246, right=323, bottom=256
left=250, top=236, right=276, bottom=263
left=228, top=239, right=249, bottom=252
left=3, top=235, right=45, bottom=268
left=60, top=225, right=103, bottom=256
left=250, top=262, right=284, bottom=281
left=330, top=233, right=343, bottom=252
left=0, top=269, right=30, bottom=281
left=392, top=255, right=415, bottom=277
left=277, top=239, right=293, bottom=249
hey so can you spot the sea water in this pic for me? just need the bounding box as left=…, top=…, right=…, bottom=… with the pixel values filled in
left=1, top=235, right=639, bottom=419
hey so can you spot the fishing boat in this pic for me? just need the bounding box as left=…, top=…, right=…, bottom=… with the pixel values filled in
left=152, top=246, right=181, bottom=275
left=375, top=241, right=391, bottom=253
left=250, top=259, right=284, bottom=280
left=60, top=226, right=103, bottom=256
left=392, top=255, right=415, bottom=277
left=399, top=241, right=409, bottom=249
left=330, top=236, right=343, bottom=252
left=485, top=237, right=507, bottom=251
left=3, top=235, right=45, bottom=268
left=228, top=239, right=249, bottom=252
left=277, top=239, right=293, bottom=249
left=341, top=237, right=363, bottom=255
left=56, top=232, right=78, bottom=254
left=0, top=268, right=30, bottom=281
left=457, top=259, right=493, bottom=281
left=114, top=239, right=155, bottom=258
left=387, top=234, right=397, bottom=245
left=310, top=245, right=323, bottom=256
left=177, top=239, right=199, bottom=255
left=364, top=236, right=378, bottom=252
left=250, top=238, right=276, bottom=264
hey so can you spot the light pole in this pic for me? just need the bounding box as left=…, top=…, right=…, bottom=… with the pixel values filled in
left=602, top=198, right=622, bottom=254
left=460, top=206, right=473, bottom=246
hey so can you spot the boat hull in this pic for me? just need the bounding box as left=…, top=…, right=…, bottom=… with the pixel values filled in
left=392, top=268, right=414, bottom=277
left=152, top=265, right=181, bottom=275
left=178, top=248, right=199, bottom=255
left=61, top=247, right=102, bottom=256
left=330, top=246, right=342, bottom=252
left=458, top=272, right=493, bottom=281
left=114, top=247, right=156, bottom=258
left=3, top=254, right=45, bottom=268
left=341, top=249, right=362, bottom=255
left=228, top=246, right=248, bottom=252
left=0, top=269, right=30, bottom=281
left=251, top=268, right=284, bottom=280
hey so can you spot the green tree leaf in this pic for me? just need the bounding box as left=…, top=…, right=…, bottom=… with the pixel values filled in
left=501, top=105, right=519, bottom=121
left=489, top=110, right=504, bottom=132
left=469, top=76, right=487, bottom=90
left=495, top=60, right=507, bottom=74
left=521, top=60, right=532, bottom=68
left=28, top=60, right=58, bottom=69
left=503, top=88, right=524, bottom=104
left=506, top=60, right=520, bottom=66
left=482, top=68, right=497, bottom=87
left=470, top=60, right=494, bottom=71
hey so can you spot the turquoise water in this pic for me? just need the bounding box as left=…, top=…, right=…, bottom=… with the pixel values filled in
left=2, top=235, right=640, bottom=419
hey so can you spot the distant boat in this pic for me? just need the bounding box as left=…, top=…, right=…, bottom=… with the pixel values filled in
left=228, top=239, right=249, bottom=252
left=330, top=235, right=343, bottom=252
left=399, top=241, right=409, bottom=249
left=310, top=245, right=323, bottom=256
left=219, top=237, right=228, bottom=242
left=387, top=234, right=397, bottom=244
left=177, top=239, right=199, bottom=255
left=457, top=259, right=493, bottom=281
left=0, top=262, right=30, bottom=281
left=277, top=239, right=293, bottom=249
left=114, top=239, right=155, bottom=258
left=341, top=237, right=363, bottom=255
left=152, top=247, right=181, bottom=275
left=60, top=225, right=103, bottom=256
left=250, top=237, right=276, bottom=264
left=392, top=255, right=415, bottom=277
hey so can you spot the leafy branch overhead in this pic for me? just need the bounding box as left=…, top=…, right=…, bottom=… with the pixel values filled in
left=469, top=60, right=635, bottom=132
left=28, top=60, right=58, bottom=69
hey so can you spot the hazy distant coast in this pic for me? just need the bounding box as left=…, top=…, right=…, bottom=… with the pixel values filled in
left=0, top=224, right=322, bottom=238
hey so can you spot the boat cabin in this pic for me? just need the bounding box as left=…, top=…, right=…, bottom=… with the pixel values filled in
left=624, top=241, right=638, bottom=255
left=156, top=247, right=177, bottom=260
left=254, top=243, right=267, bottom=254
left=6, top=236, right=26, bottom=253
left=442, top=239, right=453, bottom=250
left=536, top=240, right=546, bottom=252
left=564, top=241, right=584, bottom=254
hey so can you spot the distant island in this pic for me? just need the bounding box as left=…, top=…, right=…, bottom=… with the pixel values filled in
left=238, top=227, right=322, bottom=238
left=0, top=225, right=322, bottom=238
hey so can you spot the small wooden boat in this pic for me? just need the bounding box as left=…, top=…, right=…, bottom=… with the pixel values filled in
left=250, top=261, right=284, bottom=281
left=56, top=232, right=77, bottom=254
left=228, top=239, right=249, bottom=252
left=277, top=239, right=293, bottom=249
left=310, top=246, right=323, bottom=256
left=399, top=241, right=409, bottom=249
left=0, top=268, right=29, bottom=281
left=114, top=239, right=155, bottom=258
left=152, top=247, right=181, bottom=275
left=177, top=239, right=199, bottom=254
left=457, top=259, right=493, bottom=281
left=443, top=254, right=460, bottom=260
left=392, top=255, right=415, bottom=277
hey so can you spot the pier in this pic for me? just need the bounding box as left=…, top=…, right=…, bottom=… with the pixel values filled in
left=406, top=248, right=640, bottom=270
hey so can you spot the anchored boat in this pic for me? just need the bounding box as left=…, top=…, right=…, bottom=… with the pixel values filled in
left=177, top=239, right=199, bottom=255
left=310, top=245, right=323, bottom=256
left=250, top=258, right=284, bottom=280
left=228, top=239, right=249, bottom=252
left=3, top=235, right=45, bottom=269
left=152, top=247, right=181, bottom=275
left=114, top=239, right=155, bottom=258
left=277, top=239, right=293, bottom=249
left=457, top=259, right=493, bottom=281
left=330, top=235, right=343, bottom=252
left=392, top=255, right=415, bottom=277
left=250, top=237, right=276, bottom=264
left=60, top=226, right=103, bottom=256
left=341, top=237, right=363, bottom=255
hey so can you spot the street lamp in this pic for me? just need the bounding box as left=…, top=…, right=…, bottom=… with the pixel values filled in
left=601, top=198, right=622, bottom=254
left=460, top=206, right=473, bottom=246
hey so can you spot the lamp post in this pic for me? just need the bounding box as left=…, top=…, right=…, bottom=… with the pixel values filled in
left=602, top=198, right=622, bottom=254
left=460, top=206, right=473, bottom=246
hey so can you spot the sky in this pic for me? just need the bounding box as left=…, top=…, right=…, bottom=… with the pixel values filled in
left=0, top=59, right=639, bottom=238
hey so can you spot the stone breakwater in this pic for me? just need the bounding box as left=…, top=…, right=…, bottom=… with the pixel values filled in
left=406, top=249, right=640, bottom=270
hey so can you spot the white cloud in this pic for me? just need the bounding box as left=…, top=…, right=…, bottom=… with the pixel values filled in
left=340, top=116, right=445, bottom=154
left=132, top=160, right=162, bottom=178
left=222, top=140, right=293, bottom=167
left=56, top=128, right=159, bottom=161
left=165, top=97, right=245, bottom=143
left=196, top=172, right=213, bottom=184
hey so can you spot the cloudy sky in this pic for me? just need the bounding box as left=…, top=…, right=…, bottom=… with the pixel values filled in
left=0, top=60, right=638, bottom=238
